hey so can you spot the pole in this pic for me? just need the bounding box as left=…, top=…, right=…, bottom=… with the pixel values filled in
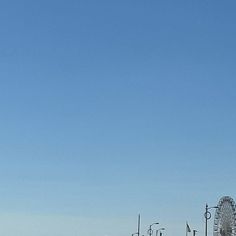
left=205, top=204, right=208, bottom=236
left=149, top=225, right=152, bottom=236
left=138, top=214, right=140, bottom=236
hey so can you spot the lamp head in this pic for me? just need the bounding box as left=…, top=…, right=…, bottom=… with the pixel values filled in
left=151, top=222, right=159, bottom=227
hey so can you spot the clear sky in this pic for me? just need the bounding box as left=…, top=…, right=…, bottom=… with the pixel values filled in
left=0, top=0, right=236, bottom=236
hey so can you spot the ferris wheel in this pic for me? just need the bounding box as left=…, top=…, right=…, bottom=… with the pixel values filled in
left=214, top=196, right=236, bottom=236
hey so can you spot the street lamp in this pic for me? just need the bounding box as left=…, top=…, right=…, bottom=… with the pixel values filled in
left=148, top=222, right=159, bottom=236
left=155, top=228, right=165, bottom=236
left=205, top=204, right=218, bottom=236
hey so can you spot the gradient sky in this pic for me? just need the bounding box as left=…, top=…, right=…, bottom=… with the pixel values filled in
left=0, top=0, right=236, bottom=236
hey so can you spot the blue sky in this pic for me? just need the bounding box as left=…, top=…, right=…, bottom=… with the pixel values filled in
left=0, top=0, right=236, bottom=236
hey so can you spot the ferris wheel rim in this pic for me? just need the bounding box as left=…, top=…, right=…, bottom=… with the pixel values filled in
left=214, top=196, right=236, bottom=236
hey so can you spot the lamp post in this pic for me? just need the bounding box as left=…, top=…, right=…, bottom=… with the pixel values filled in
left=205, top=204, right=218, bottom=236
left=148, top=222, right=159, bottom=236
left=155, top=228, right=165, bottom=236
